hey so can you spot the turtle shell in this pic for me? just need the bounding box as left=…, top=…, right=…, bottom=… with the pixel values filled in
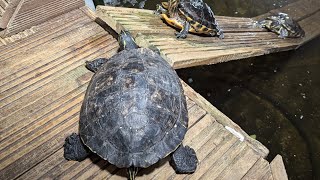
left=259, top=13, right=305, bottom=38
left=178, top=0, right=219, bottom=32
left=162, top=0, right=223, bottom=37
left=79, top=48, right=188, bottom=168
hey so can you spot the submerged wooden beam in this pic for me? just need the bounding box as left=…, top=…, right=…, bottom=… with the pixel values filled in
left=96, top=0, right=320, bottom=69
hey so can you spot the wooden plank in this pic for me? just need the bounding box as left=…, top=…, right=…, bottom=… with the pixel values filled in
left=242, top=158, right=272, bottom=180
left=139, top=117, right=227, bottom=179
left=198, top=142, right=248, bottom=180
left=270, top=155, right=289, bottom=180
left=1, top=0, right=85, bottom=37
left=297, top=11, right=320, bottom=46
left=96, top=1, right=320, bottom=69
left=262, top=170, right=274, bottom=180
left=0, top=8, right=91, bottom=56
left=215, top=147, right=261, bottom=180
left=0, top=0, right=19, bottom=29
left=186, top=104, right=207, bottom=128
left=0, top=6, right=121, bottom=179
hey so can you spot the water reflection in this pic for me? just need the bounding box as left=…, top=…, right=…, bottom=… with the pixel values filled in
left=93, top=0, right=319, bottom=179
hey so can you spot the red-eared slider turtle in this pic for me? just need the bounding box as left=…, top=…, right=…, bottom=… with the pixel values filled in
left=156, top=0, right=224, bottom=39
left=64, top=31, right=198, bottom=179
left=258, top=12, right=305, bottom=38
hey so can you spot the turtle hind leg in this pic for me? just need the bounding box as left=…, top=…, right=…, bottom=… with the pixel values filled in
left=64, top=133, right=91, bottom=161
left=170, top=145, right=198, bottom=173
left=175, top=21, right=190, bottom=39
left=85, top=58, right=108, bottom=73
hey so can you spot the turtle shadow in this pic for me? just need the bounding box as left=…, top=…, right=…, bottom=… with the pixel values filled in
left=89, top=155, right=171, bottom=178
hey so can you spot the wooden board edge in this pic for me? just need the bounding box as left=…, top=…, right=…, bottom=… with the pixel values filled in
left=181, top=80, right=270, bottom=158
left=96, top=6, right=131, bottom=34
left=270, top=155, right=289, bottom=180
left=80, top=6, right=119, bottom=39
left=0, top=0, right=21, bottom=29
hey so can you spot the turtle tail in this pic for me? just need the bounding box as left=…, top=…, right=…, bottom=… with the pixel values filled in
left=127, top=166, right=139, bottom=180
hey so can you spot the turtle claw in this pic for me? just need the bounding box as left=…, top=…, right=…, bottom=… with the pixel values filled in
left=170, top=145, right=198, bottom=173
left=175, top=21, right=190, bottom=39
left=64, top=133, right=90, bottom=161
left=175, top=32, right=187, bottom=39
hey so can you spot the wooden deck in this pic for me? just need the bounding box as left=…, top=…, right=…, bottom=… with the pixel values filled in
left=96, top=0, right=320, bottom=69
left=0, top=3, right=291, bottom=180
left=0, top=0, right=84, bottom=37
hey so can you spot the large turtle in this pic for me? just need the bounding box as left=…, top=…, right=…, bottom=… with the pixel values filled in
left=156, top=0, right=224, bottom=39
left=63, top=31, right=198, bottom=179
left=258, top=12, right=305, bottom=38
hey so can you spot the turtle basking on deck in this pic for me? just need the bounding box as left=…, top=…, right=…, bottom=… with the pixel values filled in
left=258, top=12, right=305, bottom=38
left=63, top=31, right=198, bottom=179
left=156, top=0, right=224, bottom=39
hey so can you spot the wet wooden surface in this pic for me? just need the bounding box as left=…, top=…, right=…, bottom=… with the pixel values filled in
left=0, top=5, right=288, bottom=180
left=97, top=0, right=320, bottom=69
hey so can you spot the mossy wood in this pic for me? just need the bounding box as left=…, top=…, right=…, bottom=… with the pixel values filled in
left=97, top=0, right=320, bottom=69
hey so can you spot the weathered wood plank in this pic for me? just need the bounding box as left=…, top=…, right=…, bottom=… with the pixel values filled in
left=242, top=158, right=272, bottom=180
left=0, top=0, right=19, bottom=29
left=270, top=155, right=288, bottom=180
left=97, top=0, right=320, bottom=69
left=0, top=0, right=85, bottom=37
left=215, top=147, right=261, bottom=180
left=0, top=8, right=90, bottom=53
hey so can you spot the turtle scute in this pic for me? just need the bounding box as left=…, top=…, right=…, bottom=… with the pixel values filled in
left=79, top=48, right=189, bottom=168
left=64, top=30, right=198, bottom=177
left=258, top=12, right=305, bottom=38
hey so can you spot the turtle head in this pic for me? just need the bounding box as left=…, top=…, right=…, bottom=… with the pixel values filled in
left=118, top=30, right=139, bottom=51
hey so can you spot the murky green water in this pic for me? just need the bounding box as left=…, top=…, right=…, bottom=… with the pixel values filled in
left=93, top=0, right=319, bottom=179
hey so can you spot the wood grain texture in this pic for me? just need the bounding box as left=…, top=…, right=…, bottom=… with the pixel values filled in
left=0, top=0, right=85, bottom=37
left=96, top=0, right=320, bottom=69
left=0, top=8, right=119, bottom=180
left=270, top=155, right=289, bottom=180
left=0, top=6, right=288, bottom=180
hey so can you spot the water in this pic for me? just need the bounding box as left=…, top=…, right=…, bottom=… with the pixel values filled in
left=93, top=0, right=319, bottom=179
left=178, top=37, right=320, bottom=180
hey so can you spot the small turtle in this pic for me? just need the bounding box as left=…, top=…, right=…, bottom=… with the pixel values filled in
left=258, top=12, right=305, bottom=38
left=63, top=31, right=198, bottom=180
left=156, top=0, right=224, bottom=39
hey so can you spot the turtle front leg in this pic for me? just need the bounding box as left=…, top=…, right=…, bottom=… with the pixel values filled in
left=85, top=58, right=108, bottom=73
left=279, top=27, right=289, bottom=38
left=155, top=4, right=167, bottom=15
left=175, top=21, right=190, bottom=39
left=64, top=133, right=91, bottom=161
left=170, top=145, right=198, bottom=173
